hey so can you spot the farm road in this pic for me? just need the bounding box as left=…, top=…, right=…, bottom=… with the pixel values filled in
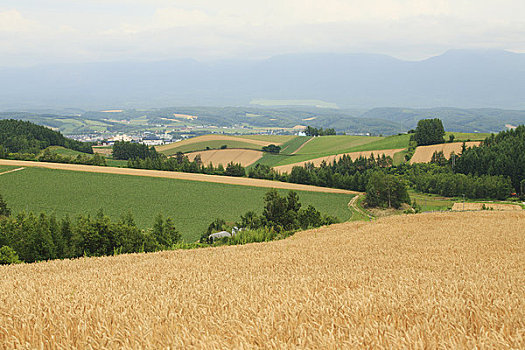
left=0, top=167, right=25, bottom=176
left=0, top=160, right=359, bottom=195
left=348, top=194, right=374, bottom=220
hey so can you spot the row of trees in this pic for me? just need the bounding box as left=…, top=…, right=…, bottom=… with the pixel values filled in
left=127, top=153, right=246, bottom=177
left=37, top=149, right=107, bottom=166
left=112, top=141, right=159, bottom=160
left=0, top=147, right=107, bottom=166
left=0, top=204, right=182, bottom=264
left=304, top=126, right=336, bottom=136
left=0, top=119, right=93, bottom=154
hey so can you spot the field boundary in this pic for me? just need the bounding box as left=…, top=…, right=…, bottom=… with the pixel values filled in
left=0, top=160, right=359, bottom=195
left=290, top=137, right=314, bottom=155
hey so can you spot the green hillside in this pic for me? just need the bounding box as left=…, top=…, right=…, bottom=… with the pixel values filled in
left=261, top=134, right=411, bottom=167
left=0, top=167, right=353, bottom=241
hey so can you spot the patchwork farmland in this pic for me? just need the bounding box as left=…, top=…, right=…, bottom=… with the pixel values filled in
left=1, top=211, right=523, bottom=348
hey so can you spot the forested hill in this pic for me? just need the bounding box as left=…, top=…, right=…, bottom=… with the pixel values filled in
left=456, top=125, right=525, bottom=192
left=0, top=119, right=93, bottom=154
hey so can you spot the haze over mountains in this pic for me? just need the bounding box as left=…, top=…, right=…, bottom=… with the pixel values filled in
left=1, top=49, right=524, bottom=110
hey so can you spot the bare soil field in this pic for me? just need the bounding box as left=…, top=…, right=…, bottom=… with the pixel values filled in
left=1, top=211, right=523, bottom=348
left=0, top=159, right=357, bottom=194
left=452, top=202, right=523, bottom=211
left=410, top=141, right=481, bottom=164
left=92, top=146, right=113, bottom=155
left=273, top=148, right=404, bottom=173
left=186, top=149, right=263, bottom=167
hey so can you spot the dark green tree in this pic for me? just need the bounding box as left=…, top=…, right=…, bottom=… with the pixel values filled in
left=365, top=172, right=410, bottom=209
left=414, top=118, right=445, bottom=145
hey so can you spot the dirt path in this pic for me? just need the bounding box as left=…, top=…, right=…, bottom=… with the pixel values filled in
left=0, top=160, right=359, bottom=195
left=290, top=137, right=314, bottom=155
left=348, top=194, right=374, bottom=219
left=0, top=167, right=25, bottom=176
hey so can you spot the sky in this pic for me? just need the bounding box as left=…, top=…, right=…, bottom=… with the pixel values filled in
left=1, top=0, right=524, bottom=67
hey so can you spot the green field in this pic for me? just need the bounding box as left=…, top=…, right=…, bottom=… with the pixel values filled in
left=0, top=165, right=18, bottom=173
left=42, top=146, right=92, bottom=158
left=261, top=134, right=411, bottom=167
left=445, top=132, right=491, bottom=141
left=255, top=136, right=312, bottom=167
left=0, top=167, right=354, bottom=241
left=408, top=191, right=455, bottom=212
left=294, top=135, right=382, bottom=155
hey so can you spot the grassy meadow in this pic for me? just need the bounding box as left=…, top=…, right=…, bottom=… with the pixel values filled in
left=0, top=167, right=353, bottom=241
left=445, top=131, right=491, bottom=141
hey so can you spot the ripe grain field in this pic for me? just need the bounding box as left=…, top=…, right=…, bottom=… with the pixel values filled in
left=0, top=211, right=523, bottom=348
left=410, top=141, right=481, bottom=164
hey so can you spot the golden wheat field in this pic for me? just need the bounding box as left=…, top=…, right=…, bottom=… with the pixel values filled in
left=273, top=148, right=404, bottom=173
left=156, top=134, right=278, bottom=153
left=186, top=149, right=263, bottom=167
left=1, top=211, right=524, bottom=348
left=452, top=202, right=523, bottom=211
left=410, top=141, right=481, bottom=164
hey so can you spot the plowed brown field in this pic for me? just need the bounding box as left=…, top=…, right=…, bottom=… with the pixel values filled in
left=186, top=149, right=263, bottom=167
left=1, top=211, right=523, bottom=348
left=273, top=148, right=404, bottom=173
left=410, top=141, right=481, bottom=164
left=0, top=160, right=357, bottom=194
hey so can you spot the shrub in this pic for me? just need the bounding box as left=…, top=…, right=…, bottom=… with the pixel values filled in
left=0, top=246, right=21, bottom=265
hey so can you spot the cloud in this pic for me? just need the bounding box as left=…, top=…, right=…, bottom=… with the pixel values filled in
left=0, top=10, right=38, bottom=33
left=0, top=1, right=524, bottom=66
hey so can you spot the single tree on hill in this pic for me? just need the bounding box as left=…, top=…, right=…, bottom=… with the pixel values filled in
left=413, top=118, right=445, bottom=146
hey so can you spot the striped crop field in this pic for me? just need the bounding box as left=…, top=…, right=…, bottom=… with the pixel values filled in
left=0, top=211, right=523, bottom=348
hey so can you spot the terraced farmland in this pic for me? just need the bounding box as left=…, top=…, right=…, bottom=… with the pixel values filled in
left=1, top=211, right=523, bottom=348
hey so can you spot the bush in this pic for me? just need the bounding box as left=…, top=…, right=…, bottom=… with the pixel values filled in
left=0, top=246, right=21, bottom=265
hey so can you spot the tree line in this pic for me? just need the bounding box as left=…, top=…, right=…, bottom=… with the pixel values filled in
left=454, top=125, right=525, bottom=193
left=304, top=126, right=336, bottom=136
left=0, top=195, right=182, bottom=264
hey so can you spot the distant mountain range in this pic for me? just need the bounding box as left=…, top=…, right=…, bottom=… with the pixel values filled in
left=1, top=49, right=524, bottom=110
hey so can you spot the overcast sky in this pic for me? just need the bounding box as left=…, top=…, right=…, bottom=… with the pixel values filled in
left=1, top=0, right=524, bottom=67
